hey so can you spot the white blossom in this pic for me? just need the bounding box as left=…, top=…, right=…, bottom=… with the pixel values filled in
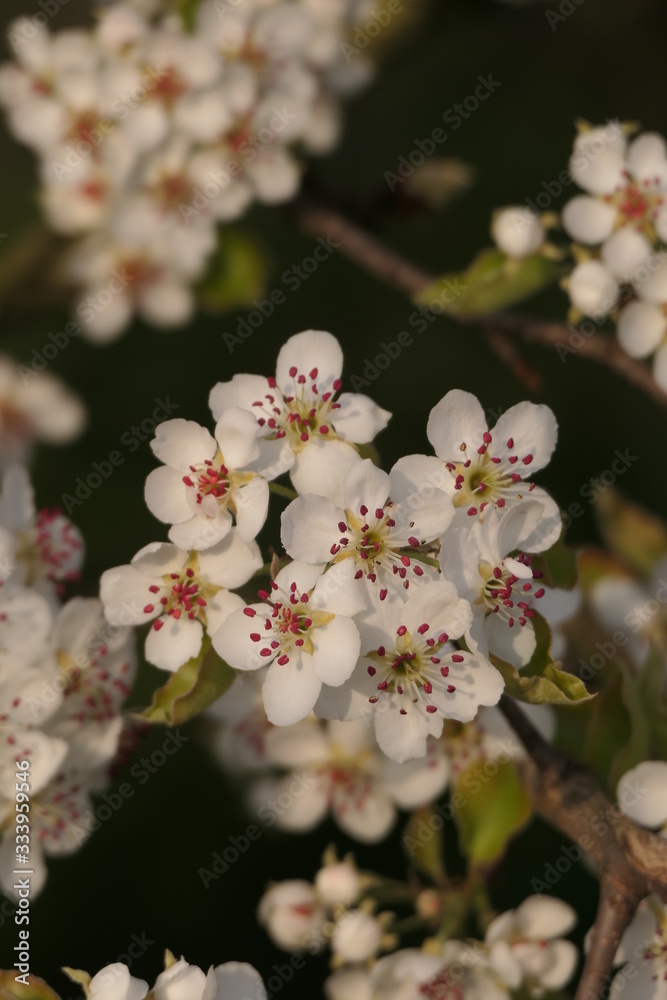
left=101, top=534, right=257, bottom=671
left=281, top=457, right=452, bottom=598
left=209, top=330, right=391, bottom=504
left=316, top=582, right=504, bottom=763
left=212, top=560, right=361, bottom=725
left=486, top=895, right=578, bottom=998
left=394, top=388, right=560, bottom=550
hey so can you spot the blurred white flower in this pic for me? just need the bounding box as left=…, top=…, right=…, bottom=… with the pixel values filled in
left=0, top=355, right=85, bottom=465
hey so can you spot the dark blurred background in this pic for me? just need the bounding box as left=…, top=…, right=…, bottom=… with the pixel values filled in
left=1, top=0, right=666, bottom=993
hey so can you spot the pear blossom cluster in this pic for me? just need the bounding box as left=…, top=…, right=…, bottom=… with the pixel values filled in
left=63, top=953, right=267, bottom=1000
left=560, top=122, right=667, bottom=391
left=258, top=853, right=392, bottom=960
left=260, top=856, right=579, bottom=1000
left=0, top=463, right=136, bottom=899
left=0, top=0, right=374, bottom=341
left=0, top=355, right=85, bottom=468
left=101, top=329, right=566, bottom=764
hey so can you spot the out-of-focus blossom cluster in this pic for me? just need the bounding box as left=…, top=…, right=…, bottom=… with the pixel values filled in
left=259, top=855, right=579, bottom=1000
left=0, top=0, right=375, bottom=341
left=206, top=665, right=556, bottom=843
left=0, top=462, right=136, bottom=899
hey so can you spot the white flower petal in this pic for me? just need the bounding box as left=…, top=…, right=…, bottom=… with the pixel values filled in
left=234, top=476, right=269, bottom=541
left=262, top=651, right=323, bottom=725
left=168, top=512, right=233, bottom=551
left=271, top=770, right=330, bottom=831
left=197, top=530, right=262, bottom=589
left=561, top=195, right=616, bottom=244
left=209, top=373, right=277, bottom=421
left=492, top=401, right=558, bottom=474
left=281, top=494, right=342, bottom=562
left=602, top=229, right=652, bottom=281
left=145, top=617, right=203, bottom=672
left=311, top=615, right=361, bottom=686
left=290, top=439, right=360, bottom=506
left=381, top=743, right=450, bottom=809
left=276, top=329, right=343, bottom=396
left=209, top=963, right=267, bottom=1000
left=627, top=132, right=667, bottom=182
left=150, top=418, right=216, bottom=468
left=214, top=407, right=261, bottom=469
left=617, top=301, right=666, bottom=359
left=617, top=761, right=667, bottom=828
left=568, top=260, right=618, bottom=315
left=264, top=720, right=330, bottom=768
left=333, top=393, right=391, bottom=444
left=90, top=964, right=148, bottom=1000
left=426, top=389, right=487, bottom=460
left=211, top=603, right=273, bottom=671
left=144, top=466, right=192, bottom=525
left=374, top=697, right=440, bottom=763
left=342, top=458, right=391, bottom=515
left=516, top=895, right=577, bottom=938
left=485, top=614, right=536, bottom=667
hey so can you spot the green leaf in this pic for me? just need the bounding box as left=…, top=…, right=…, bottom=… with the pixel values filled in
left=413, top=248, right=564, bottom=318
left=0, top=973, right=62, bottom=1000
left=403, top=806, right=446, bottom=883
left=197, top=229, right=267, bottom=313
left=490, top=612, right=594, bottom=706
left=453, top=759, right=532, bottom=866
left=595, top=489, right=667, bottom=576
left=531, top=538, right=577, bottom=590
left=140, top=638, right=236, bottom=725
left=584, top=660, right=648, bottom=789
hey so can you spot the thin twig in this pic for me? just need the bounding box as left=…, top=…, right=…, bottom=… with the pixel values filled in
left=484, top=327, right=542, bottom=392
left=296, top=198, right=432, bottom=296
left=295, top=198, right=667, bottom=409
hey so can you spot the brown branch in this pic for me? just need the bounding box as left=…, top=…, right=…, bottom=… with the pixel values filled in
left=499, top=695, right=667, bottom=999
left=575, top=883, right=637, bottom=1000
left=295, top=198, right=667, bottom=409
